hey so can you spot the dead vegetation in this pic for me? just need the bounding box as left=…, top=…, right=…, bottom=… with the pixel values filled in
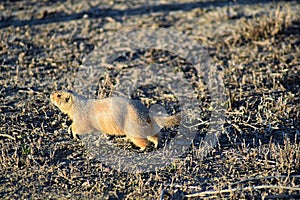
left=237, top=5, right=292, bottom=43
left=0, top=0, right=300, bottom=199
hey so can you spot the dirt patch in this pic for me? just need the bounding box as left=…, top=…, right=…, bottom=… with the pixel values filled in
left=1, top=0, right=300, bottom=199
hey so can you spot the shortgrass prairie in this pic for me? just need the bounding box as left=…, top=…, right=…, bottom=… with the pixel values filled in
left=0, top=1, right=299, bottom=199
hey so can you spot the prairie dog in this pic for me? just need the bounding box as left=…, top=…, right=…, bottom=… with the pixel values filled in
left=50, top=90, right=181, bottom=150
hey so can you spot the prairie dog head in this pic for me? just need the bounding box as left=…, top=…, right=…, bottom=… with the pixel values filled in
left=50, top=91, right=74, bottom=114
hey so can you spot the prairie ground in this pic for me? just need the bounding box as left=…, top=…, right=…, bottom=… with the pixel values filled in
left=1, top=0, right=300, bottom=199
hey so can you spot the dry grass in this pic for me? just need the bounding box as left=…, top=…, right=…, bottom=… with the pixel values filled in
left=221, top=5, right=294, bottom=48
left=0, top=1, right=300, bottom=199
left=239, top=5, right=292, bottom=42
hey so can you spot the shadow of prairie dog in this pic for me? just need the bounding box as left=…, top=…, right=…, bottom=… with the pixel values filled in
left=50, top=90, right=181, bottom=150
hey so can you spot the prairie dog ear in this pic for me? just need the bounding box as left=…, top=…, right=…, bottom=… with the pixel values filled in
left=65, top=93, right=73, bottom=104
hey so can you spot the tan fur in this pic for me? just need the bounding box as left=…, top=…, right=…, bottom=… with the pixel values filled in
left=50, top=90, right=181, bottom=150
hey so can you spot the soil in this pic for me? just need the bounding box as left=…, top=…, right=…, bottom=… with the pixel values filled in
left=1, top=0, right=300, bottom=199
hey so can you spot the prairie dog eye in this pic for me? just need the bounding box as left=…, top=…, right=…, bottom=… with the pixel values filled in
left=57, top=94, right=61, bottom=98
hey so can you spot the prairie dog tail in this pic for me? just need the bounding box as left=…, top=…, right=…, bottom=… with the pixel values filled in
left=152, top=113, right=181, bottom=128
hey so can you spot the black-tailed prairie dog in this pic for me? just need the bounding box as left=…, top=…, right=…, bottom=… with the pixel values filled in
left=50, top=90, right=181, bottom=150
